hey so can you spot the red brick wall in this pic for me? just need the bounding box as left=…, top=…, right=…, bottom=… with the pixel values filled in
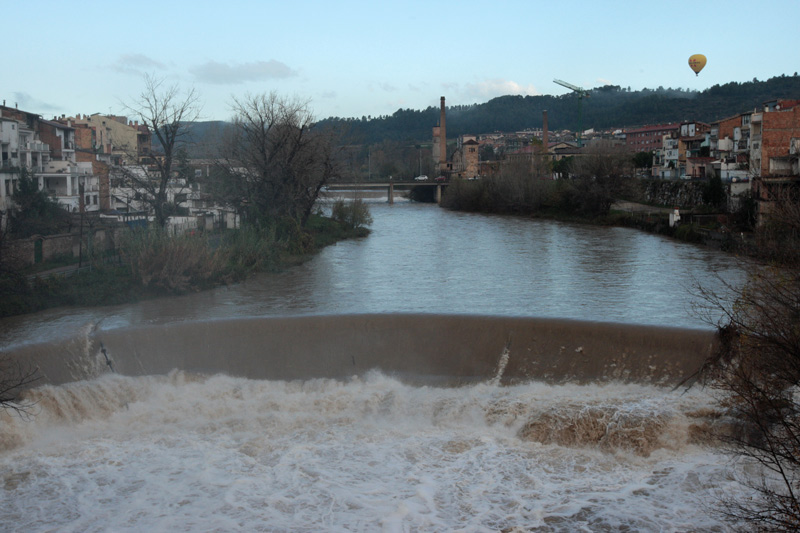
left=37, top=124, right=62, bottom=159
left=93, top=160, right=111, bottom=210
left=717, top=115, right=741, bottom=141
left=762, top=105, right=800, bottom=175
left=73, top=125, right=94, bottom=163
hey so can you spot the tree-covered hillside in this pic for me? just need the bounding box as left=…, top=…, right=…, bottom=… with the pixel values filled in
left=319, top=74, right=800, bottom=144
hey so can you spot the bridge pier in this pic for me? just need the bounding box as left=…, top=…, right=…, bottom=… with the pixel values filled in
left=388, top=182, right=394, bottom=204
left=436, top=184, right=442, bottom=204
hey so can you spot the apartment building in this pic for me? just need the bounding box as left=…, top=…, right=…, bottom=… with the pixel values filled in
left=709, top=113, right=752, bottom=182
left=750, top=99, right=800, bottom=221
left=624, top=123, right=679, bottom=153
left=0, top=104, right=101, bottom=217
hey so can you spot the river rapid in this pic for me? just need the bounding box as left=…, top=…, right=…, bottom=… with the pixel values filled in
left=1, top=200, right=749, bottom=531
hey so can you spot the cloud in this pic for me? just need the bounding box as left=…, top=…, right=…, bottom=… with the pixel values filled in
left=111, top=54, right=167, bottom=75
left=190, top=60, right=297, bottom=85
left=11, top=92, right=60, bottom=113
left=597, top=78, right=613, bottom=86
left=461, top=79, right=540, bottom=99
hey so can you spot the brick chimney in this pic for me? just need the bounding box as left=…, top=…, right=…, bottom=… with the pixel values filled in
left=542, top=110, right=549, bottom=150
left=439, top=96, right=447, bottom=168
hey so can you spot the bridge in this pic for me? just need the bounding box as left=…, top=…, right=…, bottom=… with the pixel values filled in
left=324, top=180, right=449, bottom=204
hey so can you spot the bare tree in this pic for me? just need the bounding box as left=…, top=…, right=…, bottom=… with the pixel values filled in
left=119, top=75, right=202, bottom=227
left=0, top=355, right=40, bottom=416
left=694, top=188, right=800, bottom=531
left=214, top=92, right=338, bottom=227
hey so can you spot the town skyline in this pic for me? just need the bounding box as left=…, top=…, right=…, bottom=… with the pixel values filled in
left=5, top=0, right=799, bottom=122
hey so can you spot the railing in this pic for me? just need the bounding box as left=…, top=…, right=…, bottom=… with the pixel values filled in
left=24, top=141, right=49, bottom=152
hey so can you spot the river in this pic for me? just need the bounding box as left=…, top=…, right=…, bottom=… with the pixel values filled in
left=0, top=201, right=743, bottom=348
left=1, top=200, right=749, bottom=531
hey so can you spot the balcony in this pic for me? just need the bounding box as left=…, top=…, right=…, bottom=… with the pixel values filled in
left=21, top=141, right=49, bottom=153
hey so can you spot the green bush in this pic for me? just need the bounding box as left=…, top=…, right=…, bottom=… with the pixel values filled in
left=331, top=199, right=373, bottom=230
left=219, top=225, right=280, bottom=278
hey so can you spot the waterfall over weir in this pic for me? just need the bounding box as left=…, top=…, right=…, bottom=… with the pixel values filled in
left=8, top=314, right=717, bottom=387
left=3, top=315, right=738, bottom=531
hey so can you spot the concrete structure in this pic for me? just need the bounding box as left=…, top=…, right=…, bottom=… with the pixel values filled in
left=6, top=314, right=718, bottom=387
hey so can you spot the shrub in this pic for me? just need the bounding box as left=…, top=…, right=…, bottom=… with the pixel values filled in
left=120, top=228, right=225, bottom=292
left=331, top=199, right=373, bottom=230
left=219, top=225, right=279, bottom=278
left=674, top=223, right=704, bottom=243
left=696, top=190, right=800, bottom=530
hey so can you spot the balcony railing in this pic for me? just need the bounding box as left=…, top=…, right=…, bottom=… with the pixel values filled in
left=22, top=141, right=49, bottom=152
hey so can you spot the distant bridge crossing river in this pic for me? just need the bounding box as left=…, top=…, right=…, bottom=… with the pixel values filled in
left=324, top=180, right=448, bottom=203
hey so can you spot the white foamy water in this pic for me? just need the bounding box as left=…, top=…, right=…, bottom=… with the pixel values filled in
left=0, top=371, right=740, bottom=531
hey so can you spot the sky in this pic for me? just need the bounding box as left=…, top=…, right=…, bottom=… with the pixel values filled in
left=4, top=0, right=799, bottom=123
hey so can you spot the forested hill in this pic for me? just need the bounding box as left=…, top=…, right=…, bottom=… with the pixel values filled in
left=318, top=74, right=800, bottom=144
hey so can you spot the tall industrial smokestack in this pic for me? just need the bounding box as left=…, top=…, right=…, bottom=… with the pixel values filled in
left=542, top=110, right=549, bottom=151
left=439, top=97, right=447, bottom=168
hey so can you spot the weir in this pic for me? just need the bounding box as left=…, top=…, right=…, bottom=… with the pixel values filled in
left=4, top=314, right=717, bottom=388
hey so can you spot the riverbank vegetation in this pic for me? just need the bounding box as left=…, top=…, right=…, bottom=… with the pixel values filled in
left=442, top=146, right=638, bottom=221
left=690, top=189, right=800, bottom=530
left=0, top=88, right=373, bottom=320
left=441, top=146, right=758, bottom=252
left=0, top=209, right=370, bottom=319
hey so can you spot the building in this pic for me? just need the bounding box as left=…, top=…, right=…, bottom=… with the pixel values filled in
left=678, top=122, right=712, bottom=179
left=653, top=135, right=680, bottom=179
left=449, top=136, right=480, bottom=178
left=624, top=123, right=679, bottom=152
left=0, top=104, right=102, bottom=218
left=709, top=113, right=753, bottom=182
left=72, top=114, right=152, bottom=166
left=750, top=99, right=800, bottom=223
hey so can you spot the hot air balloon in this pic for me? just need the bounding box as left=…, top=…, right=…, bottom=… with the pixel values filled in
left=688, top=54, right=706, bottom=76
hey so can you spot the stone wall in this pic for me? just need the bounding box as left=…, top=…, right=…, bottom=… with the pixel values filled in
left=7, top=224, right=122, bottom=267
left=642, top=179, right=706, bottom=208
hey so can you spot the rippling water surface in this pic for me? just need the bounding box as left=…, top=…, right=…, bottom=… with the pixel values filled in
left=0, top=201, right=744, bottom=347
left=0, top=201, right=750, bottom=531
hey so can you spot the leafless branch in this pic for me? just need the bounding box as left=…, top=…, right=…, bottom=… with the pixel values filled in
left=0, top=354, right=40, bottom=417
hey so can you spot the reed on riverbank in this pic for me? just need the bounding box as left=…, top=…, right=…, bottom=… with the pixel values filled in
left=0, top=212, right=370, bottom=318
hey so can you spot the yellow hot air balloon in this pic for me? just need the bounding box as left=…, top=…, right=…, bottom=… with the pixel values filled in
left=688, top=54, right=707, bottom=76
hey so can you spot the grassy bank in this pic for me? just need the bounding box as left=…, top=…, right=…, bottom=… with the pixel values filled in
left=0, top=212, right=370, bottom=319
